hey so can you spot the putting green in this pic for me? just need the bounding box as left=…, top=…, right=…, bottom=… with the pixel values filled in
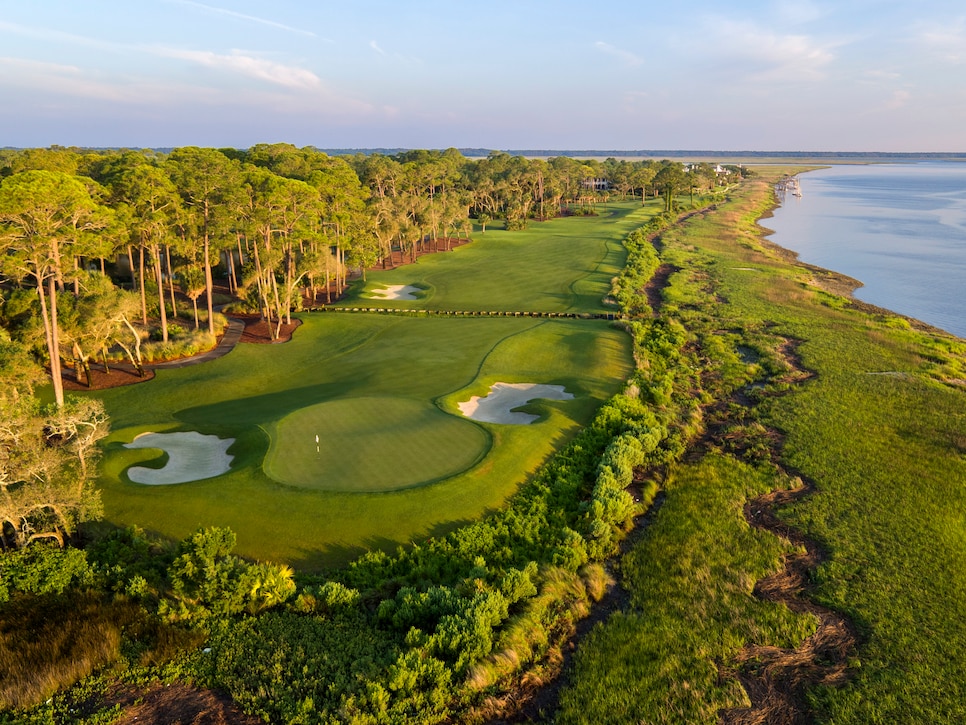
left=264, top=397, right=490, bottom=492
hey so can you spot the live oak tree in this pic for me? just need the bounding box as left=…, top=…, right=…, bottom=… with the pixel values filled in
left=0, top=331, right=45, bottom=402
left=0, top=170, right=112, bottom=407
left=57, top=271, right=142, bottom=385
left=0, top=361, right=108, bottom=550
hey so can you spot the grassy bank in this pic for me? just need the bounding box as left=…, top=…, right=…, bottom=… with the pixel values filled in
left=557, top=171, right=966, bottom=722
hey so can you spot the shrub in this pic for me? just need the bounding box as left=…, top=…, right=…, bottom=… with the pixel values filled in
left=0, top=545, right=92, bottom=603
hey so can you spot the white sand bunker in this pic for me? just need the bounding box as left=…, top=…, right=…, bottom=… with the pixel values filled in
left=458, top=383, right=574, bottom=425
left=124, top=431, right=234, bottom=485
left=369, top=284, right=420, bottom=301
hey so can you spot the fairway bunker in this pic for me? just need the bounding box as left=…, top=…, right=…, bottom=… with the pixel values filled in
left=458, top=383, right=574, bottom=425
left=123, top=431, right=234, bottom=485
left=368, top=284, right=420, bottom=300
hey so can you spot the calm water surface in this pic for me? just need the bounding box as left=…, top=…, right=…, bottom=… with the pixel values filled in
left=763, top=163, right=966, bottom=339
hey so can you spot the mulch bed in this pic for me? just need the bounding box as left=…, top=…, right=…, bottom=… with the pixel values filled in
left=369, top=237, right=470, bottom=270
left=232, top=314, right=300, bottom=344
left=62, top=366, right=156, bottom=392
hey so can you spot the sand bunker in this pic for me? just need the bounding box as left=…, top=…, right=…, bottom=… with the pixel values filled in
left=458, top=383, right=574, bottom=425
left=124, top=431, right=234, bottom=485
left=369, top=284, right=420, bottom=301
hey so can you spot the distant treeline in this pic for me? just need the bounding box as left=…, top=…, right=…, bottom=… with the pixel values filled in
left=5, top=147, right=965, bottom=161
left=481, top=150, right=966, bottom=159
left=287, top=149, right=966, bottom=160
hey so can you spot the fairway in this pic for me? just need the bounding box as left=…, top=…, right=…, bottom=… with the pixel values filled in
left=345, top=208, right=643, bottom=314
left=93, top=202, right=654, bottom=568
left=265, top=397, right=489, bottom=492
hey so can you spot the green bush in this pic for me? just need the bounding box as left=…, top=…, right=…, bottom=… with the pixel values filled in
left=0, top=545, right=92, bottom=603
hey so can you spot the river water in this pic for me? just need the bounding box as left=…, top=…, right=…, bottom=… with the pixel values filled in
left=762, top=163, right=966, bottom=339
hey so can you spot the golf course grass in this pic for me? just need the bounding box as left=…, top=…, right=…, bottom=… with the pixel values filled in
left=346, top=208, right=639, bottom=313
left=265, top=397, right=488, bottom=492
left=92, top=201, right=655, bottom=569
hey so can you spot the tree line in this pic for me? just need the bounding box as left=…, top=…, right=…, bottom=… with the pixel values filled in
left=0, top=144, right=742, bottom=553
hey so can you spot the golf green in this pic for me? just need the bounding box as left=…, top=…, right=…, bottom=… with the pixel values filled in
left=265, top=397, right=489, bottom=492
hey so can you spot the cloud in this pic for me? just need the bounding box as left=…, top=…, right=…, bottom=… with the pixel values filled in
left=0, top=52, right=379, bottom=129
left=595, top=41, right=643, bottom=67
left=703, top=18, right=838, bottom=82
left=166, top=0, right=315, bottom=37
left=0, top=19, right=120, bottom=52
left=366, top=40, right=422, bottom=66
left=863, top=69, right=902, bottom=82
left=0, top=56, right=129, bottom=101
left=916, top=18, right=966, bottom=63
left=884, top=89, right=911, bottom=110
left=153, top=47, right=323, bottom=89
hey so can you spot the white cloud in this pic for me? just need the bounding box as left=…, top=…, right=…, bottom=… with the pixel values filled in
left=0, top=20, right=324, bottom=91
left=0, top=56, right=128, bottom=101
left=595, top=41, right=643, bottom=67
left=0, top=19, right=121, bottom=52
left=863, top=69, right=902, bottom=82
left=0, top=52, right=378, bottom=127
left=884, top=89, right=912, bottom=110
left=916, top=18, right=966, bottom=63
left=166, top=0, right=316, bottom=37
left=703, top=18, right=838, bottom=82
left=153, top=47, right=323, bottom=89
left=366, top=40, right=423, bottom=66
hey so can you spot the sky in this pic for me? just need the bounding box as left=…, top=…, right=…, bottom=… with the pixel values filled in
left=1, top=0, right=965, bottom=151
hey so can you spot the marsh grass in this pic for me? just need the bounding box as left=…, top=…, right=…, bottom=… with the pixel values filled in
left=466, top=564, right=608, bottom=693
left=0, top=593, right=138, bottom=710
left=559, top=172, right=966, bottom=722
left=557, top=455, right=814, bottom=724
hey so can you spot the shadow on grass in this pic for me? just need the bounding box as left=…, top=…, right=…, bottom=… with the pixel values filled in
left=289, top=516, right=483, bottom=573
left=172, top=378, right=372, bottom=431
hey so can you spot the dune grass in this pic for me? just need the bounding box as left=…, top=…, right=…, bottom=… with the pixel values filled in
left=91, top=202, right=655, bottom=570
